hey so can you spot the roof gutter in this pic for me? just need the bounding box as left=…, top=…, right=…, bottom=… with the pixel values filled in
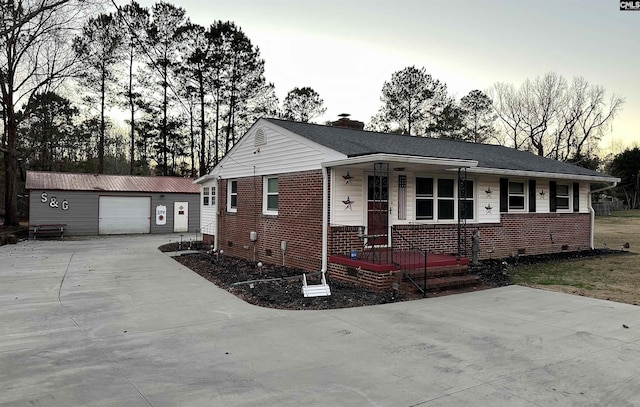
left=589, top=181, right=618, bottom=249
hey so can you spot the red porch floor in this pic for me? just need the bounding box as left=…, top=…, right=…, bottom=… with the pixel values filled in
left=329, top=249, right=469, bottom=273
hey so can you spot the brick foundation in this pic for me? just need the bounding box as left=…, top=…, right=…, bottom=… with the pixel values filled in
left=327, top=262, right=402, bottom=291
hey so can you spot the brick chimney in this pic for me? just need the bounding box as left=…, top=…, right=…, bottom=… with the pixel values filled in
left=331, top=113, right=364, bottom=130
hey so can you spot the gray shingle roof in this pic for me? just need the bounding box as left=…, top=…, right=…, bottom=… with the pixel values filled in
left=265, top=118, right=614, bottom=180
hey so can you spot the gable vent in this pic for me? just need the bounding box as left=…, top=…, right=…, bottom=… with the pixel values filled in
left=254, top=128, right=267, bottom=146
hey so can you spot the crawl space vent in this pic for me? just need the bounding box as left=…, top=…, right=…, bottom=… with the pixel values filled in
left=254, top=128, right=267, bottom=146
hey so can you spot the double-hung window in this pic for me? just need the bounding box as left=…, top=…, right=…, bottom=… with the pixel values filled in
left=228, top=180, right=238, bottom=212
left=556, top=184, right=570, bottom=210
left=508, top=181, right=525, bottom=210
left=437, top=179, right=455, bottom=220
left=263, top=176, right=278, bottom=215
left=416, top=177, right=434, bottom=220
left=416, top=177, right=470, bottom=221
left=202, top=187, right=210, bottom=206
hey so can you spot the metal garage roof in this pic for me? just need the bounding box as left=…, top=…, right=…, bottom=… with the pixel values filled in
left=26, top=171, right=200, bottom=194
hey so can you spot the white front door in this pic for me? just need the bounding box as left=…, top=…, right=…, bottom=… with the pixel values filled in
left=174, top=202, right=189, bottom=232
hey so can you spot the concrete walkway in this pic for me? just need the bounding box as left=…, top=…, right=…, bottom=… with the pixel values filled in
left=1, top=234, right=639, bottom=406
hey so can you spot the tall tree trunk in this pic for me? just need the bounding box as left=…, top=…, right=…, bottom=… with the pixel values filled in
left=198, top=70, right=205, bottom=176
left=129, top=47, right=135, bottom=174
left=214, top=84, right=220, bottom=166
left=3, top=98, right=19, bottom=226
left=162, top=63, right=168, bottom=175
left=189, top=101, right=194, bottom=177
left=99, top=71, right=106, bottom=174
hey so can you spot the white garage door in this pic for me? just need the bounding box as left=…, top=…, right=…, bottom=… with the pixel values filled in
left=99, top=196, right=151, bottom=235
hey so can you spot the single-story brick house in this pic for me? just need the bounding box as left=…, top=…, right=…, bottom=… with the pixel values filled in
left=195, top=118, right=618, bottom=291
left=26, top=171, right=200, bottom=236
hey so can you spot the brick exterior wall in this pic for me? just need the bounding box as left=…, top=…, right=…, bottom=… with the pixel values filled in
left=214, top=169, right=592, bottom=289
left=330, top=213, right=590, bottom=261
left=327, top=213, right=591, bottom=290
left=217, top=170, right=324, bottom=271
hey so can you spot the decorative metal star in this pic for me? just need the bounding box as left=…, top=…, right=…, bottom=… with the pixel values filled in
left=342, top=171, right=354, bottom=184
left=539, top=189, right=546, bottom=199
left=485, top=203, right=493, bottom=214
left=342, top=196, right=354, bottom=210
left=485, top=187, right=492, bottom=198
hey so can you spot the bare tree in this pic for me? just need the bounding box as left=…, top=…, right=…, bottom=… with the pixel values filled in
left=490, top=72, right=623, bottom=160
left=0, top=0, right=93, bottom=226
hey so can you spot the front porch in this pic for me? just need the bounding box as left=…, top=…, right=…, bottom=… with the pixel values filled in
left=329, top=249, right=469, bottom=273
left=328, top=248, right=479, bottom=295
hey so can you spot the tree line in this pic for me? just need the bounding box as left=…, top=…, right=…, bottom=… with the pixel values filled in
left=0, top=0, right=634, bottom=226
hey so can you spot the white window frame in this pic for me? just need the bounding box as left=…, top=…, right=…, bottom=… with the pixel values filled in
left=556, top=183, right=571, bottom=211
left=415, top=177, right=434, bottom=220
left=263, top=176, right=278, bottom=215
left=210, top=186, right=216, bottom=207
left=414, top=176, right=475, bottom=222
left=508, top=181, right=526, bottom=211
left=436, top=178, right=456, bottom=221
left=202, top=187, right=210, bottom=206
left=227, top=180, right=237, bottom=213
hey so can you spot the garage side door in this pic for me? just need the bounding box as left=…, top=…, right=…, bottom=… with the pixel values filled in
left=99, top=196, right=151, bottom=235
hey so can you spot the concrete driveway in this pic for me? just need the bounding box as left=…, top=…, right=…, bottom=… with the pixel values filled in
left=1, top=235, right=639, bottom=406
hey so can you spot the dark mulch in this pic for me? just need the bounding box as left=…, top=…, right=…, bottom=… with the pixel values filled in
left=172, top=251, right=411, bottom=310
left=164, top=243, right=627, bottom=310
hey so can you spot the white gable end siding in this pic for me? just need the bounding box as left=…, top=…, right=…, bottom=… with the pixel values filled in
left=331, top=168, right=364, bottom=226
left=216, top=120, right=345, bottom=180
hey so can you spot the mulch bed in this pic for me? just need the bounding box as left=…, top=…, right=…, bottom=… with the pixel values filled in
left=171, top=250, right=409, bottom=310
left=162, top=243, right=627, bottom=310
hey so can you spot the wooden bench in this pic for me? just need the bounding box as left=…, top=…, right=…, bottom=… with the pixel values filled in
left=302, top=271, right=331, bottom=297
left=31, top=224, right=66, bottom=240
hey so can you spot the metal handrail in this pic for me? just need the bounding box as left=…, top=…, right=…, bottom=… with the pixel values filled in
left=391, top=226, right=428, bottom=296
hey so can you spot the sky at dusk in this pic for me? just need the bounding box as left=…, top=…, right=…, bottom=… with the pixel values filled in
left=116, top=0, right=640, bottom=155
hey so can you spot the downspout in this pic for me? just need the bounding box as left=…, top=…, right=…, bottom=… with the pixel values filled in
left=214, top=176, right=219, bottom=252
left=322, top=166, right=329, bottom=273
left=588, top=181, right=617, bottom=249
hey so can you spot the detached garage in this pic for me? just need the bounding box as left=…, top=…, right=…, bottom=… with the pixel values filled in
left=26, top=171, right=200, bottom=237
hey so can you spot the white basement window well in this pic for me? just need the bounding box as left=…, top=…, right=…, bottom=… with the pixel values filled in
left=263, top=176, right=278, bottom=215
left=228, top=180, right=238, bottom=212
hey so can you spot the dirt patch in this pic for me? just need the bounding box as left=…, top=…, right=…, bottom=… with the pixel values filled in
left=0, top=222, right=29, bottom=245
